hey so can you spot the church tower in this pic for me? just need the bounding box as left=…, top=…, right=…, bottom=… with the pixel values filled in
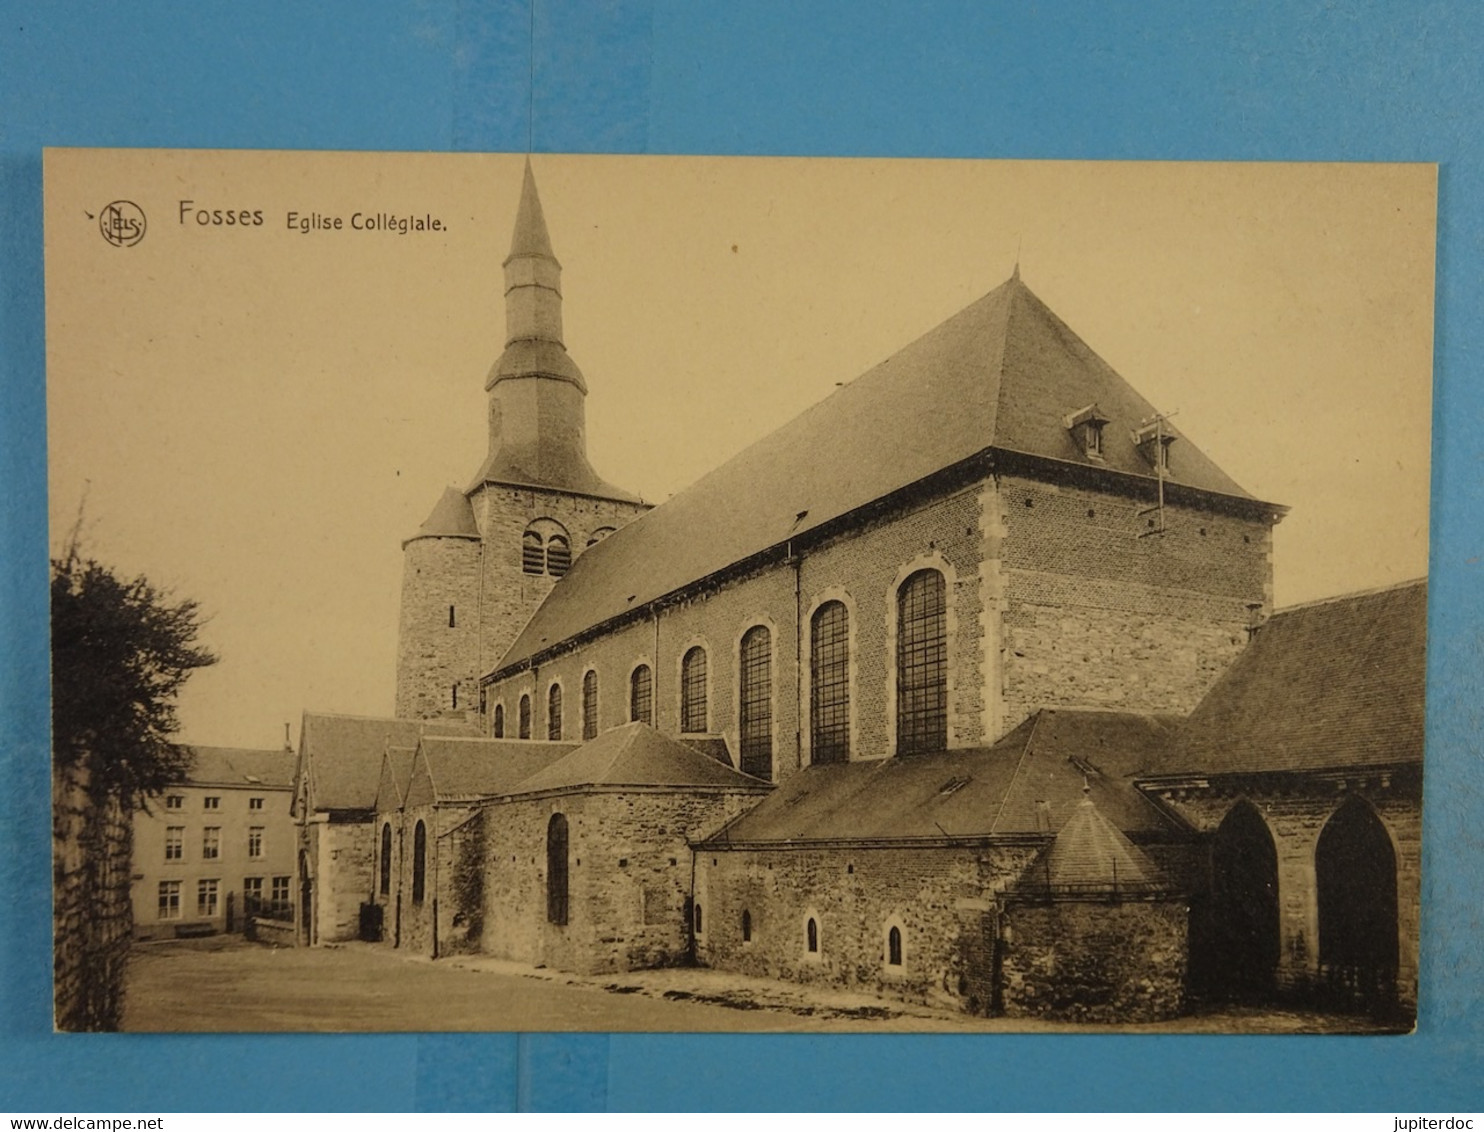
left=395, top=160, right=649, bottom=722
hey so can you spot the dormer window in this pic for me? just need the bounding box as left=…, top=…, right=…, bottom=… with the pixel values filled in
left=1064, top=404, right=1110, bottom=461
left=1133, top=421, right=1176, bottom=474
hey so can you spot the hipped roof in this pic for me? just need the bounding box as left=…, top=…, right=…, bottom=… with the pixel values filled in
left=403, top=737, right=579, bottom=809
left=1158, top=580, right=1427, bottom=778
left=495, top=275, right=1269, bottom=675
left=507, top=722, right=767, bottom=796
left=1018, top=795, right=1165, bottom=892
left=705, top=709, right=1182, bottom=846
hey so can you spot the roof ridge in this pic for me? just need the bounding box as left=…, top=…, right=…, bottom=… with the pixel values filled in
left=1273, top=576, right=1427, bottom=614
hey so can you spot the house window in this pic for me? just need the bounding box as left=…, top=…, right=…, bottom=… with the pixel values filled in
left=157, top=881, right=181, bottom=920
left=249, top=797, right=263, bottom=811
left=547, top=813, right=569, bottom=925
left=888, top=925, right=903, bottom=967
left=244, top=876, right=264, bottom=914
left=810, top=601, right=851, bottom=764
left=739, top=625, right=773, bottom=780
left=202, top=827, right=221, bottom=860
left=493, top=702, right=505, bottom=738
left=896, top=569, right=948, bottom=755
left=412, top=820, right=427, bottom=904
left=164, top=826, right=184, bottom=861
left=197, top=879, right=219, bottom=918
left=270, top=876, right=291, bottom=917
left=630, top=665, right=653, bottom=725
left=548, top=683, right=563, bottom=740
left=380, top=823, right=392, bottom=897
left=248, top=826, right=264, bottom=859
left=546, top=535, right=571, bottom=578
left=203, top=796, right=220, bottom=810
left=681, top=646, right=708, bottom=733
left=741, top=909, right=752, bottom=943
left=1064, top=403, right=1110, bottom=461
left=165, top=795, right=183, bottom=810
left=806, top=917, right=819, bottom=953
left=582, top=671, right=599, bottom=740
left=519, top=694, right=532, bottom=739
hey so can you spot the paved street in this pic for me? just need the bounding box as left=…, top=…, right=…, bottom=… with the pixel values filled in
left=121, top=936, right=1390, bottom=1033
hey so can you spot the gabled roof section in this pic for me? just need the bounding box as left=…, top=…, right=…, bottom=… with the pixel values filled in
left=495, top=275, right=1268, bottom=673
left=182, top=746, right=295, bottom=789
left=1154, top=579, right=1427, bottom=778
left=404, top=487, right=481, bottom=547
left=373, top=746, right=419, bottom=813
left=705, top=709, right=1183, bottom=845
left=507, top=722, right=768, bottom=796
left=298, top=713, right=479, bottom=814
left=404, top=737, right=579, bottom=809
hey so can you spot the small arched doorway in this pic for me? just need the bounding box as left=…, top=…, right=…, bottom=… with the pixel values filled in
left=1192, top=800, right=1280, bottom=1001
left=1316, top=797, right=1398, bottom=1008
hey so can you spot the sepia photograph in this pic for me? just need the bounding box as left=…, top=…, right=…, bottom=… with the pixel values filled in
left=45, top=148, right=1434, bottom=1034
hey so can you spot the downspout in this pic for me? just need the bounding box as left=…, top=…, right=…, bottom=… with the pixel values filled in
left=791, top=540, right=803, bottom=770
left=431, top=806, right=440, bottom=960
left=687, top=848, right=698, bottom=966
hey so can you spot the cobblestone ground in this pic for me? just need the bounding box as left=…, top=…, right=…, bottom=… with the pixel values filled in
left=122, top=936, right=1394, bottom=1034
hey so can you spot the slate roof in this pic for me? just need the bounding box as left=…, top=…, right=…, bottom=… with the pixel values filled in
left=496, top=274, right=1270, bottom=674
left=507, top=722, right=768, bottom=796
left=182, top=746, right=296, bottom=789
left=405, top=487, right=481, bottom=546
left=403, top=737, right=579, bottom=809
left=295, top=713, right=479, bottom=814
left=704, top=709, right=1183, bottom=846
left=1153, top=579, right=1428, bottom=778
left=1017, top=795, right=1167, bottom=893
left=372, top=746, right=419, bottom=813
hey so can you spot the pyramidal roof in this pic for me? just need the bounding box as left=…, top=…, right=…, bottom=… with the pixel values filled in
left=405, top=486, right=481, bottom=546
left=1021, top=794, right=1165, bottom=892
left=508, top=722, right=769, bottom=795
left=496, top=274, right=1278, bottom=673
left=507, top=158, right=556, bottom=262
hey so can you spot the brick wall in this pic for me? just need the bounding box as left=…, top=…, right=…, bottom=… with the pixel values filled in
left=696, top=843, right=1041, bottom=1014
left=481, top=788, right=754, bottom=975
left=999, top=897, right=1188, bottom=1022
left=53, top=760, right=133, bottom=1031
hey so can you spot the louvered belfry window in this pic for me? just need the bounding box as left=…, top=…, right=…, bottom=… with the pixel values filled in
left=630, top=665, right=653, bottom=725
left=739, top=625, right=772, bottom=779
left=582, top=671, right=598, bottom=740
left=810, top=601, right=851, bottom=764
left=680, top=647, right=708, bottom=733
left=546, top=535, right=571, bottom=577
left=547, top=683, right=563, bottom=740
left=521, top=530, right=545, bottom=574
left=896, top=569, right=948, bottom=754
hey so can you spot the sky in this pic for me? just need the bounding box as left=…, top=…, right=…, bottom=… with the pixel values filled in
left=44, top=151, right=1436, bottom=750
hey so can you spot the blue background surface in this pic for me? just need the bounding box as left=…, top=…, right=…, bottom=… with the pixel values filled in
left=2, top=0, right=1481, bottom=1112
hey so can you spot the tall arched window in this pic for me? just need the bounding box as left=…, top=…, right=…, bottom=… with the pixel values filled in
left=681, top=646, right=708, bottom=733
left=518, top=694, right=531, bottom=739
left=888, top=925, right=903, bottom=966
left=896, top=569, right=948, bottom=754
left=379, top=822, right=392, bottom=897
left=630, top=665, right=653, bottom=725
left=582, top=671, right=599, bottom=740
left=411, top=820, right=427, bottom=904
left=547, top=683, right=563, bottom=740
left=493, top=702, right=505, bottom=738
left=739, top=625, right=773, bottom=779
left=806, top=917, right=819, bottom=953
left=810, top=600, right=851, bottom=764
left=546, top=813, right=569, bottom=925
left=741, top=909, right=753, bottom=942
left=522, top=519, right=572, bottom=578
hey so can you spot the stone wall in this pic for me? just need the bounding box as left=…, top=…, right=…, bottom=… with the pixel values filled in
left=392, top=802, right=478, bottom=957
left=396, top=536, right=483, bottom=720
left=481, top=788, right=755, bottom=974
left=696, top=843, right=1041, bottom=1015
left=998, top=896, right=1188, bottom=1023
left=996, top=474, right=1271, bottom=729
left=303, top=815, right=375, bottom=945
left=53, top=760, right=133, bottom=1031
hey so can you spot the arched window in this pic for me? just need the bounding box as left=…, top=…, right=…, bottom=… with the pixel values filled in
left=739, top=625, right=772, bottom=779
left=547, top=683, right=563, bottom=741
left=810, top=600, right=851, bottom=764
left=741, top=909, right=753, bottom=942
left=630, top=665, right=653, bottom=725
left=693, top=902, right=704, bottom=934
left=586, top=526, right=616, bottom=547
left=411, top=820, right=427, bottom=904
left=546, top=813, right=569, bottom=925
left=521, top=529, right=545, bottom=574
left=888, top=925, right=903, bottom=966
left=518, top=694, right=531, bottom=739
left=681, top=646, right=708, bottom=733
left=493, top=702, right=505, bottom=738
left=522, top=519, right=572, bottom=578
left=582, top=670, right=599, bottom=740
left=546, top=535, right=571, bottom=578
left=897, top=569, right=948, bottom=754
left=806, top=917, right=819, bottom=953
left=379, top=823, right=392, bottom=897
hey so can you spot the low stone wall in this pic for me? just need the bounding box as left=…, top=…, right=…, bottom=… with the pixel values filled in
left=246, top=915, right=297, bottom=947
left=999, top=896, right=1187, bottom=1023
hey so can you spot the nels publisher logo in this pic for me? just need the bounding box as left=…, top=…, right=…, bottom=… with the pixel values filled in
left=97, top=200, right=146, bottom=247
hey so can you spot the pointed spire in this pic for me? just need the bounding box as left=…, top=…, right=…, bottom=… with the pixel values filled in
left=508, top=157, right=556, bottom=262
